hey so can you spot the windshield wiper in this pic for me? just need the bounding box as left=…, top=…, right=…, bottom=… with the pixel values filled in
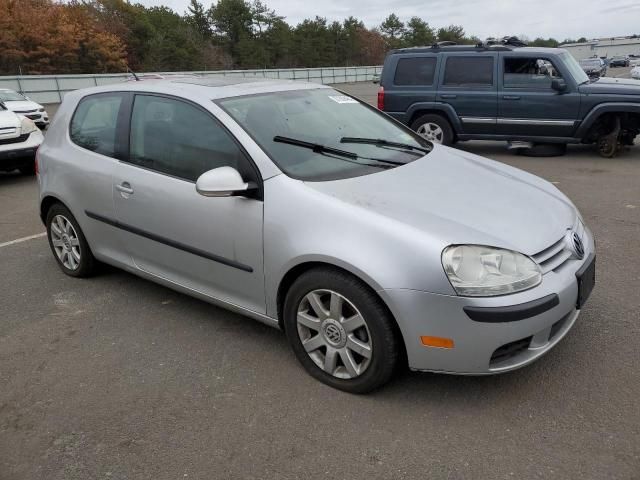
left=340, top=137, right=431, bottom=155
left=273, top=136, right=402, bottom=168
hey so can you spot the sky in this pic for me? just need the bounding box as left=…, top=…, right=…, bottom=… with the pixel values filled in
left=137, top=0, right=640, bottom=40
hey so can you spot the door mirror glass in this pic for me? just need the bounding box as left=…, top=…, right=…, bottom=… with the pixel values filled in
left=196, top=166, right=249, bottom=197
left=551, top=78, right=567, bottom=92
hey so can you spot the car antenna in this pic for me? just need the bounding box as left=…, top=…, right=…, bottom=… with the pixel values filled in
left=127, top=65, right=140, bottom=82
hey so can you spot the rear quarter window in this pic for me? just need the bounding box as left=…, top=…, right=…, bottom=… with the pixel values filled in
left=70, top=94, right=124, bottom=157
left=443, top=57, right=494, bottom=86
left=394, top=57, right=437, bottom=85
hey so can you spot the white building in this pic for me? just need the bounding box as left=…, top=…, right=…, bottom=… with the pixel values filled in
left=561, top=36, right=640, bottom=60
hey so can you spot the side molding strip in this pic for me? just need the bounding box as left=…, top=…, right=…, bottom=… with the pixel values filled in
left=84, top=210, right=254, bottom=273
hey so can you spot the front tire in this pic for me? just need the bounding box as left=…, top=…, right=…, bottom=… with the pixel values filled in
left=46, top=204, right=96, bottom=277
left=411, top=114, right=454, bottom=146
left=283, top=268, right=400, bottom=393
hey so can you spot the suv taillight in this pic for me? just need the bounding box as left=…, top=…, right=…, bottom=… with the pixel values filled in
left=35, top=147, right=40, bottom=175
left=377, top=86, right=384, bottom=110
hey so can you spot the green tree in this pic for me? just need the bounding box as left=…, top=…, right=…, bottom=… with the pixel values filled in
left=186, top=0, right=211, bottom=38
left=436, top=24, right=466, bottom=43
left=380, top=13, right=405, bottom=48
left=403, top=17, right=435, bottom=47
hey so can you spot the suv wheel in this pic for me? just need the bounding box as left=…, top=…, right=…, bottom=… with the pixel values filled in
left=46, top=203, right=96, bottom=277
left=411, top=114, right=454, bottom=146
left=283, top=268, right=400, bottom=393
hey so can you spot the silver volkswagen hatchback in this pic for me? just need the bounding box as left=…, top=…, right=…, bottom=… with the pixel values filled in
left=38, top=78, right=595, bottom=392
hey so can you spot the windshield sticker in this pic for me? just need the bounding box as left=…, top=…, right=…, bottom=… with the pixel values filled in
left=328, top=95, right=358, bottom=104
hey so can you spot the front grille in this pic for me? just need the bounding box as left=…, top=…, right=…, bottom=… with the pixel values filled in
left=0, top=133, right=30, bottom=145
left=25, top=114, right=40, bottom=120
left=532, top=237, right=572, bottom=273
left=14, top=109, right=37, bottom=114
left=490, top=336, right=532, bottom=365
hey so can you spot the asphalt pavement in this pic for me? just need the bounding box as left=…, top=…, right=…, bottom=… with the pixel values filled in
left=1, top=78, right=639, bottom=480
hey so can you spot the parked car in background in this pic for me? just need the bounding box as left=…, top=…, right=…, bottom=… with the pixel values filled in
left=37, top=77, right=596, bottom=392
left=630, top=58, right=640, bottom=67
left=579, top=58, right=607, bottom=78
left=631, top=66, right=640, bottom=80
left=0, top=88, right=49, bottom=129
left=609, top=55, right=630, bottom=67
left=0, top=102, right=44, bottom=174
left=378, top=41, right=640, bottom=157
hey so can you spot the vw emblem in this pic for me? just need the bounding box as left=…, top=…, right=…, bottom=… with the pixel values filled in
left=322, top=319, right=346, bottom=348
left=566, top=230, right=585, bottom=260
left=324, top=324, right=342, bottom=343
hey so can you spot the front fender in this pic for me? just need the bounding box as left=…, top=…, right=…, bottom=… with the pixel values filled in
left=576, top=102, right=640, bottom=138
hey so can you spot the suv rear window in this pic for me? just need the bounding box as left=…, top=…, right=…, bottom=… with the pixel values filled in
left=394, top=57, right=437, bottom=85
left=443, top=57, right=494, bottom=86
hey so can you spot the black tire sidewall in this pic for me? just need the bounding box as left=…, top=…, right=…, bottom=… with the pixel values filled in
left=46, top=204, right=95, bottom=277
left=411, top=114, right=454, bottom=146
left=283, top=268, right=399, bottom=394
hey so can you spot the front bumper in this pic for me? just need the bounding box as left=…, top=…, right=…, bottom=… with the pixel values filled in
left=0, top=130, right=44, bottom=169
left=380, top=230, right=595, bottom=375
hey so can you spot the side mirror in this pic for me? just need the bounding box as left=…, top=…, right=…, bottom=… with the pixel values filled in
left=551, top=78, right=567, bottom=93
left=196, top=166, right=253, bottom=197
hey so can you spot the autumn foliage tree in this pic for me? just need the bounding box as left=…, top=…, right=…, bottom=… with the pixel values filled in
left=0, top=0, right=127, bottom=74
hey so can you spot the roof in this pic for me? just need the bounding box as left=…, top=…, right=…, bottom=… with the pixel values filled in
left=63, top=77, right=331, bottom=101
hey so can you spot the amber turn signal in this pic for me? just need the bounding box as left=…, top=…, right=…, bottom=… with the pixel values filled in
left=420, top=336, right=454, bottom=349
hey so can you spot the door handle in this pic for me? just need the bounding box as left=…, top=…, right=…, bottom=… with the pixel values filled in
left=440, top=94, right=457, bottom=99
left=116, top=182, right=134, bottom=195
left=503, top=95, right=521, bottom=100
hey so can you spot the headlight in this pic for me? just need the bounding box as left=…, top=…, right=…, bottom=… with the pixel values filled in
left=38, top=108, right=45, bottom=112
left=442, top=245, right=542, bottom=296
left=20, top=116, right=37, bottom=134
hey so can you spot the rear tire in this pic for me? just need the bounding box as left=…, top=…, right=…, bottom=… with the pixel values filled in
left=283, top=268, right=400, bottom=393
left=46, top=203, right=96, bottom=277
left=411, top=114, right=454, bottom=146
left=516, top=143, right=567, bottom=157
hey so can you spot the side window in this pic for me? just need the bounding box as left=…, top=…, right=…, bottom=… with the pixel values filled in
left=129, top=95, right=251, bottom=182
left=70, top=94, right=124, bottom=157
left=443, top=57, right=494, bottom=86
left=394, top=57, right=437, bottom=85
left=503, top=58, right=562, bottom=89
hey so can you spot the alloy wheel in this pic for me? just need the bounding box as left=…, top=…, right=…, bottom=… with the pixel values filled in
left=296, top=289, right=373, bottom=379
left=50, top=214, right=81, bottom=270
left=416, top=122, right=444, bottom=143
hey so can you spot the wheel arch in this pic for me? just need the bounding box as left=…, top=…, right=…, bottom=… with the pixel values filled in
left=275, top=260, right=409, bottom=365
left=576, top=103, right=640, bottom=139
left=405, top=103, right=461, bottom=133
left=40, top=195, right=67, bottom=225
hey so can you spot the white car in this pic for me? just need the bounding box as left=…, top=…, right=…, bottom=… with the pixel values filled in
left=0, top=102, right=44, bottom=174
left=629, top=58, right=640, bottom=67
left=0, top=88, right=49, bottom=129
left=631, top=66, right=640, bottom=80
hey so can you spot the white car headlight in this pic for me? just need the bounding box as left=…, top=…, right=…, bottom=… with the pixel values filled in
left=20, top=116, right=37, bottom=134
left=442, top=245, right=542, bottom=297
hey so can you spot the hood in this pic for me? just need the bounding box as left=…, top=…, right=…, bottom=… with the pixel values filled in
left=305, top=145, right=577, bottom=256
left=0, top=109, right=21, bottom=129
left=579, top=77, right=640, bottom=97
left=3, top=100, right=42, bottom=112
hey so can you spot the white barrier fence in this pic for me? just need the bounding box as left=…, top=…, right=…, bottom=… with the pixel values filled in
left=0, top=66, right=382, bottom=105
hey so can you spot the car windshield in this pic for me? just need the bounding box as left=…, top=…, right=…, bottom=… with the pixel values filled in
left=217, top=88, right=430, bottom=181
left=560, top=52, right=590, bottom=84
left=0, top=90, right=27, bottom=102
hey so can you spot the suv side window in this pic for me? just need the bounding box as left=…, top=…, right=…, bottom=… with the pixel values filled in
left=394, top=57, right=437, bottom=85
left=504, top=57, right=562, bottom=89
left=129, top=95, right=252, bottom=182
left=443, top=57, right=494, bottom=86
left=70, top=94, right=124, bottom=157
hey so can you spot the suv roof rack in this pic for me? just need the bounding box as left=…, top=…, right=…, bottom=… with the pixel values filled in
left=432, top=41, right=457, bottom=48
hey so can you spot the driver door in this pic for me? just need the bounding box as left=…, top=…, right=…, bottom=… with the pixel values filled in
left=497, top=55, right=581, bottom=137
left=113, top=94, right=265, bottom=313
